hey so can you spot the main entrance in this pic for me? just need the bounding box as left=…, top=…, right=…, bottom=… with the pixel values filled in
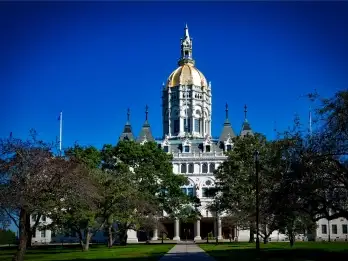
left=180, top=222, right=194, bottom=240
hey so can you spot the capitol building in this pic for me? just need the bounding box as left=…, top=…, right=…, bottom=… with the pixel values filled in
left=118, top=24, right=253, bottom=242
left=31, top=25, right=348, bottom=244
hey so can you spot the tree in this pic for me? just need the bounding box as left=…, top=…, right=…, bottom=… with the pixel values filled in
left=0, top=131, right=98, bottom=260
left=308, top=90, right=348, bottom=220
left=0, top=229, right=16, bottom=245
left=100, top=140, right=198, bottom=246
left=278, top=90, right=348, bottom=227
left=48, top=144, right=103, bottom=251
left=213, top=133, right=284, bottom=243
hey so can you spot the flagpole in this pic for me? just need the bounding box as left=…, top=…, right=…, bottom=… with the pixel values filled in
left=309, top=106, right=312, bottom=137
left=59, top=111, right=63, bottom=156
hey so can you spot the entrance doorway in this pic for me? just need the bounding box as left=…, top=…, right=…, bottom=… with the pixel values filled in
left=180, top=222, right=194, bottom=240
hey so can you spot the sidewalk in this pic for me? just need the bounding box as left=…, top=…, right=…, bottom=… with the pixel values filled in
left=159, top=241, right=215, bottom=261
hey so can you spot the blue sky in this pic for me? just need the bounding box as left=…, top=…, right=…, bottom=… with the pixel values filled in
left=1, top=1, right=347, bottom=151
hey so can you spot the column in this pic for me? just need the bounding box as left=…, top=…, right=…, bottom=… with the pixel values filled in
left=151, top=228, right=158, bottom=240
left=168, top=89, right=171, bottom=137
left=217, top=217, right=223, bottom=240
left=173, top=218, right=180, bottom=241
left=126, top=229, right=138, bottom=243
left=194, top=219, right=201, bottom=240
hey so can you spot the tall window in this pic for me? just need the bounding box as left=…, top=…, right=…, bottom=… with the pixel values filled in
left=332, top=224, right=337, bottom=234
left=342, top=224, right=347, bottom=234
left=202, top=188, right=216, bottom=198
left=195, top=118, right=200, bottom=133
left=226, top=145, right=232, bottom=151
left=202, top=163, right=208, bottom=173
left=41, top=230, right=46, bottom=238
left=321, top=224, right=327, bottom=234
left=182, top=187, right=194, bottom=197
left=205, top=145, right=211, bottom=152
left=209, top=163, right=215, bottom=173
left=181, top=164, right=187, bottom=173
left=188, top=163, right=194, bottom=173
left=174, top=120, right=179, bottom=133
left=32, top=228, right=36, bottom=238
left=184, top=118, right=191, bottom=132
left=163, top=146, right=169, bottom=152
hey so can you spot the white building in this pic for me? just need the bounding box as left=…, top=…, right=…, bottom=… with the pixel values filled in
left=31, top=24, right=347, bottom=244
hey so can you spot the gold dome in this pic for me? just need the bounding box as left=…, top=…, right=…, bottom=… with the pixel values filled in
left=166, top=63, right=208, bottom=88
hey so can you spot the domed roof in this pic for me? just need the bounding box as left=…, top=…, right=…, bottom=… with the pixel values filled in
left=166, top=63, right=208, bottom=88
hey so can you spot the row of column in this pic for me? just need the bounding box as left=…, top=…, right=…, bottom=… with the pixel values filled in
left=152, top=217, right=222, bottom=241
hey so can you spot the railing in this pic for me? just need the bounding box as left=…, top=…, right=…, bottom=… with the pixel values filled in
left=173, top=151, right=226, bottom=158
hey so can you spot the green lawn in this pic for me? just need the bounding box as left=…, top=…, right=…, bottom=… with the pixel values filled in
left=0, top=244, right=174, bottom=261
left=200, top=242, right=348, bottom=261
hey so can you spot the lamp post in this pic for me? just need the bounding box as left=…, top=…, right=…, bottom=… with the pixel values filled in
left=254, top=150, right=260, bottom=252
left=161, top=187, right=165, bottom=244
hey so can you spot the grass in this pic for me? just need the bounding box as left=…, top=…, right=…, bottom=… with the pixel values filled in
left=199, top=241, right=348, bottom=261
left=0, top=243, right=175, bottom=261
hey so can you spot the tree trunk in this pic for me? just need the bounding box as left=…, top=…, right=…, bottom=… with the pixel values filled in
left=77, top=230, right=85, bottom=251
left=249, top=225, right=255, bottom=243
left=107, top=225, right=113, bottom=248
left=119, top=229, right=128, bottom=246
left=289, top=232, right=294, bottom=247
left=12, top=208, right=29, bottom=261
left=83, top=232, right=91, bottom=251
left=263, top=236, right=268, bottom=244
left=26, top=214, right=32, bottom=248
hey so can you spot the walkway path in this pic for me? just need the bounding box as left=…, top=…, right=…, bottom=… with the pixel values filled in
left=159, top=241, right=215, bottom=261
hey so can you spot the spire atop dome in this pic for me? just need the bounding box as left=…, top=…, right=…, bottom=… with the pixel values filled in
left=119, top=108, right=134, bottom=141
left=178, top=24, right=194, bottom=66
left=184, top=23, right=190, bottom=39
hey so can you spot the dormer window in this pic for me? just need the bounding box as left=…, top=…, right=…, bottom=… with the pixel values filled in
left=184, top=145, right=190, bottom=153
left=164, top=146, right=169, bottom=153
left=226, top=145, right=232, bottom=151
left=205, top=145, right=211, bottom=152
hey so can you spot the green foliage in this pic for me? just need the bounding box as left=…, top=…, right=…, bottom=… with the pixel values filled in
left=213, top=133, right=277, bottom=226
left=65, top=144, right=101, bottom=169
left=0, top=229, right=16, bottom=244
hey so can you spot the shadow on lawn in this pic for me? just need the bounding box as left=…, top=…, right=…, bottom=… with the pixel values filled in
left=202, top=244, right=348, bottom=261
left=1, top=244, right=174, bottom=261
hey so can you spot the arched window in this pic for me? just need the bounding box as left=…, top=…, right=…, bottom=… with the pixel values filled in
left=202, top=179, right=216, bottom=198
left=188, top=163, right=194, bottom=173
left=209, top=163, right=215, bottom=173
left=181, top=164, right=187, bottom=174
left=202, top=163, right=208, bottom=173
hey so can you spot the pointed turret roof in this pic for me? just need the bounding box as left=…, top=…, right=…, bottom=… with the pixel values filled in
left=219, top=103, right=236, bottom=141
left=119, top=108, right=134, bottom=141
left=137, top=105, right=154, bottom=143
left=240, top=104, right=253, bottom=136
